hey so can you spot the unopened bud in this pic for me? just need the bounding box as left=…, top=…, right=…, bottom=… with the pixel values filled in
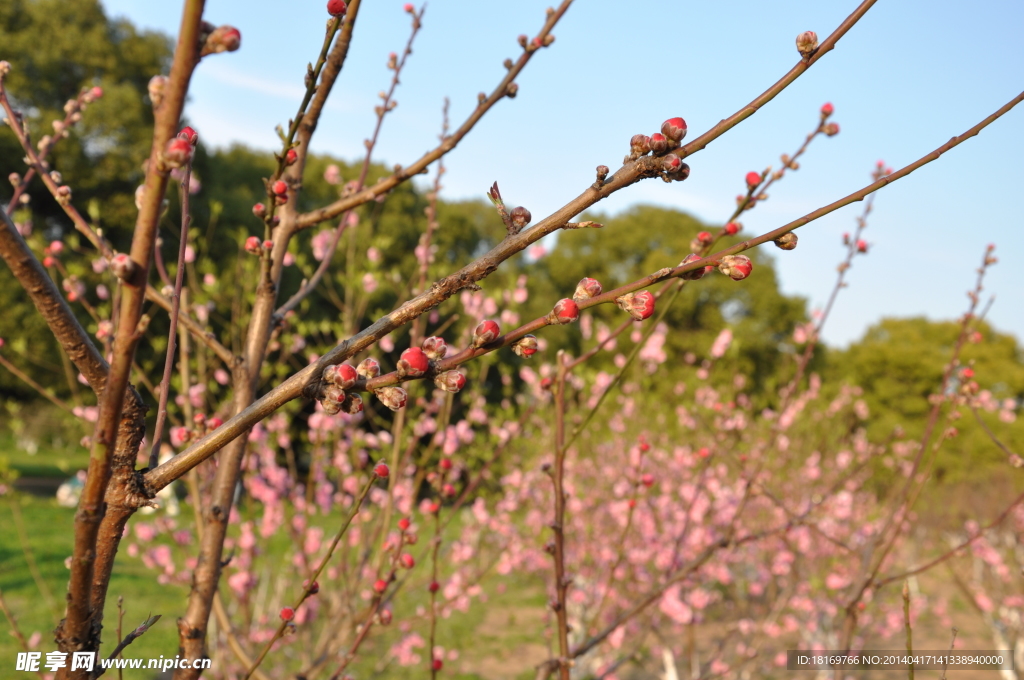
left=718, top=254, right=753, bottom=281
left=512, top=335, right=539, bottom=358
left=774, top=232, right=798, bottom=250
left=629, top=134, right=651, bottom=157
left=435, top=370, right=466, bottom=393
left=244, top=236, right=262, bottom=254
left=110, top=253, right=136, bottom=281
left=201, top=25, right=241, bottom=56
left=397, top=347, right=430, bottom=378
left=823, top=122, right=840, bottom=137
left=648, top=133, right=668, bottom=155
left=660, top=116, right=687, bottom=143
left=356, top=358, right=380, bottom=379
left=422, top=336, right=448, bottom=361
left=164, top=138, right=193, bottom=168
left=573, top=277, right=602, bottom=302
left=550, top=298, right=579, bottom=324
left=616, top=290, right=656, bottom=321
left=510, top=206, right=531, bottom=231
left=724, top=222, right=740, bottom=235
left=178, top=126, right=199, bottom=146
left=679, top=253, right=708, bottom=280
left=820, top=102, right=834, bottom=117
left=327, top=0, right=348, bottom=16
left=473, top=320, right=500, bottom=348
left=148, top=75, right=168, bottom=108
left=796, top=30, right=818, bottom=58
left=376, top=386, right=407, bottom=411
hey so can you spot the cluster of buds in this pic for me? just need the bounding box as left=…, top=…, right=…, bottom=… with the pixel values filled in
left=718, top=254, right=753, bottom=281
left=796, top=30, right=818, bottom=58
left=626, top=117, right=688, bottom=169
left=320, top=361, right=364, bottom=415
left=616, top=290, right=656, bottom=321
left=41, top=240, right=64, bottom=269
left=549, top=298, right=579, bottom=325
left=774, top=232, right=798, bottom=251
left=199, top=23, right=242, bottom=57
left=520, top=33, right=555, bottom=51
left=871, top=159, right=893, bottom=181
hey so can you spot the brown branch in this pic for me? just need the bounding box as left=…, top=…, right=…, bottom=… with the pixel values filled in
left=294, top=0, right=576, bottom=231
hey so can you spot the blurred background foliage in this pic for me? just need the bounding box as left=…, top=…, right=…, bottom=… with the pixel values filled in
left=1, top=0, right=1022, bottom=493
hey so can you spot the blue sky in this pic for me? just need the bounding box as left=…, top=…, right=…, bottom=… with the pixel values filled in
left=101, top=0, right=1024, bottom=347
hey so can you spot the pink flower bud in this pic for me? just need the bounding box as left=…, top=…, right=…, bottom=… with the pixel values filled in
left=178, top=126, right=198, bottom=146
left=820, top=102, right=834, bottom=117
left=616, top=290, right=656, bottom=321
left=774, top=232, right=798, bottom=250
left=202, top=25, right=241, bottom=56
left=661, top=117, right=687, bottom=143
left=856, top=239, right=868, bottom=253
left=473, top=320, right=500, bottom=348
left=400, top=553, right=415, bottom=568
left=373, top=578, right=388, bottom=594
left=512, top=335, right=539, bottom=358
left=573, top=277, right=602, bottom=302
left=510, top=206, right=531, bottom=231
left=49, top=240, right=64, bottom=255
left=641, top=473, right=655, bottom=488
left=379, top=608, right=392, bottom=625
left=429, top=580, right=440, bottom=593
left=422, top=336, right=448, bottom=360
left=796, top=30, right=818, bottom=58
left=208, top=417, right=223, bottom=430
left=285, top=148, right=298, bottom=165
left=376, top=386, right=407, bottom=411
left=718, top=254, right=753, bottom=281
left=110, top=253, right=136, bottom=281
left=164, top=138, right=193, bottom=168
left=272, top=180, right=288, bottom=203
left=398, top=347, right=429, bottom=377
left=374, top=461, right=390, bottom=478
left=661, top=154, right=682, bottom=173
left=252, top=203, right=266, bottom=218
left=630, top=134, right=651, bottom=156
left=550, top=298, right=579, bottom=325
left=90, top=86, right=103, bottom=100
left=961, top=367, right=974, bottom=379
left=404, top=3, right=415, bottom=12
left=327, top=0, right=348, bottom=16
left=262, top=239, right=273, bottom=251
left=697, top=231, right=713, bottom=245
left=357, top=358, right=380, bottom=379
left=244, top=236, right=262, bottom=254
left=43, top=256, right=56, bottom=268
left=724, top=222, right=740, bottom=235
left=435, top=371, right=466, bottom=393
left=147, top=75, right=167, bottom=107
left=745, top=171, right=761, bottom=188
left=442, top=483, right=456, bottom=497
left=648, top=133, right=668, bottom=154
left=439, top=458, right=453, bottom=470
left=398, top=517, right=411, bottom=530
left=280, top=607, right=295, bottom=621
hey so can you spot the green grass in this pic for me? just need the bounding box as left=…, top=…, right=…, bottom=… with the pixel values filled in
left=1, top=433, right=92, bottom=479
left=0, top=495, right=190, bottom=669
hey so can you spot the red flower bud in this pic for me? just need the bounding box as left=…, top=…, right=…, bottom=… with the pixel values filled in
left=376, top=386, right=407, bottom=411
left=856, top=239, right=868, bottom=253
left=373, top=578, right=388, bottom=594
left=648, top=132, right=668, bottom=154
left=661, top=117, right=687, bottom=143
left=178, top=126, right=199, bottom=146
left=512, top=335, right=539, bottom=358
left=327, top=0, right=348, bottom=16
left=473, top=320, right=500, bottom=348
left=573, top=277, right=603, bottom=302
left=272, top=180, right=288, bottom=204
left=323, top=384, right=346, bottom=405
left=207, top=417, right=223, bottom=430
left=442, top=483, right=456, bottom=498
left=550, top=298, right=579, bottom=324
left=262, top=239, right=273, bottom=251
left=305, top=580, right=320, bottom=594
left=374, top=461, right=390, bottom=478
left=252, top=203, right=266, bottom=218
left=434, top=370, right=466, bottom=393
left=432, top=659, right=443, bottom=672
left=400, top=553, right=415, bottom=568
left=661, top=154, right=682, bottom=173
left=718, top=254, right=753, bottom=281
left=616, top=290, right=655, bottom=321
left=398, top=517, right=411, bottom=530
left=745, top=171, right=761, bottom=188
left=164, top=138, right=193, bottom=168
left=356, top=358, right=380, bottom=379
left=641, top=473, right=655, bottom=488
left=244, top=236, right=262, bottom=254
left=697, top=231, right=713, bottom=245
left=774, top=232, right=798, bottom=250
left=724, top=222, right=740, bottom=235
left=404, top=3, right=415, bottom=12
left=820, top=102, right=834, bottom=117
left=960, top=367, right=974, bottom=379
left=342, top=393, right=364, bottom=414
left=679, top=253, right=708, bottom=280
left=422, top=336, right=448, bottom=361
left=280, top=607, right=295, bottom=621
left=428, top=580, right=440, bottom=593
left=285, top=148, right=298, bottom=165
left=398, top=346, right=430, bottom=377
